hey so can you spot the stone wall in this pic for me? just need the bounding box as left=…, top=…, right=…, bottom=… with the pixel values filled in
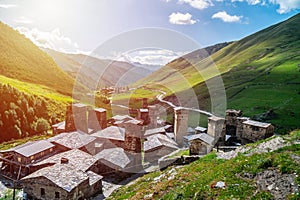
left=174, top=108, right=189, bottom=147
left=88, top=108, right=107, bottom=131
left=65, top=103, right=88, bottom=133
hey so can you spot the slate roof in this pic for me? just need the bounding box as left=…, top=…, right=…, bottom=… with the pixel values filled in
left=243, top=120, right=271, bottom=128
left=144, top=134, right=179, bottom=152
left=87, top=171, right=103, bottom=186
left=92, top=126, right=125, bottom=141
left=48, top=131, right=96, bottom=149
left=12, top=140, right=55, bottom=158
left=144, top=127, right=166, bottom=137
left=33, top=149, right=97, bottom=172
left=52, top=121, right=65, bottom=130
left=95, top=147, right=132, bottom=169
left=183, top=133, right=215, bottom=145
left=22, top=164, right=89, bottom=192
left=112, top=115, right=134, bottom=122
left=195, top=126, right=207, bottom=132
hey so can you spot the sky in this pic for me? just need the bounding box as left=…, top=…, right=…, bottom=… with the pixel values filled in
left=0, top=0, right=299, bottom=65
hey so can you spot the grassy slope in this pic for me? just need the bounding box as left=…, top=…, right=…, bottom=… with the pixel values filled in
left=0, top=22, right=87, bottom=96
left=130, top=13, right=300, bottom=132
left=109, top=130, right=300, bottom=200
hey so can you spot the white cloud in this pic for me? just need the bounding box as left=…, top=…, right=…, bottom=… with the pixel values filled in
left=14, top=16, right=32, bottom=24
left=0, top=4, right=16, bottom=8
left=16, top=27, right=81, bottom=53
left=269, top=0, right=300, bottom=14
left=231, top=0, right=261, bottom=5
left=231, top=0, right=300, bottom=13
left=169, top=12, right=197, bottom=25
left=212, top=11, right=243, bottom=23
left=178, top=0, right=214, bottom=9
left=118, top=49, right=187, bottom=66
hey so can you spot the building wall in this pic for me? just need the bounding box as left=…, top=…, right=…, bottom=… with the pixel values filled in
left=241, top=124, right=274, bottom=142
left=22, top=176, right=101, bottom=200
left=88, top=109, right=107, bottom=131
left=144, top=147, right=175, bottom=163
left=189, top=140, right=208, bottom=155
left=207, top=116, right=225, bottom=143
left=174, top=108, right=189, bottom=147
left=65, top=104, right=88, bottom=133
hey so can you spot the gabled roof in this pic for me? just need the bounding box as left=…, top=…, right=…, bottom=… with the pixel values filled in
left=95, top=147, right=132, bottom=169
left=87, top=171, right=103, bottom=186
left=243, top=120, right=272, bottom=128
left=144, top=134, right=178, bottom=152
left=48, top=131, right=96, bottom=149
left=184, top=133, right=214, bottom=145
left=52, top=121, right=65, bottom=130
left=94, top=108, right=106, bottom=113
left=33, top=149, right=97, bottom=172
left=92, top=126, right=125, bottom=141
left=144, top=127, right=166, bottom=137
left=195, top=126, right=207, bottom=132
left=22, top=164, right=89, bottom=192
left=112, top=115, right=134, bottom=122
left=12, top=140, right=55, bottom=158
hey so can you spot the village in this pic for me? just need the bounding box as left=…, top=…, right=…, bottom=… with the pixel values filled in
left=0, top=97, right=274, bottom=200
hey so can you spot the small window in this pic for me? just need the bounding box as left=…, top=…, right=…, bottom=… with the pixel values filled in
left=30, top=156, right=34, bottom=160
left=50, top=148, right=53, bottom=152
left=17, top=157, right=21, bottom=162
left=55, top=191, right=60, bottom=198
left=41, top=188, right=45, bottom=197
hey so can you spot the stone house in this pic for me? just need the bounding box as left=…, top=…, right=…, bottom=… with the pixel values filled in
left=91, top=126, right=126, bottom=152
left=223, top=109, right=274, bottom=144
left=0, top=140, right=55, bottom=180
left=144, top=127, right=166, bottom=138
left=94, top=147, right=134, bottom=177
left=21, top=164, right=102, bottom=200
left=184, top=133, right=215, bottom=155
left=48, top=131, right=96, bottom=155
left=144, top=134, right=179, bottom=163
left=51, top=121, right=65, bottom=135
left=241, top=120, right=274, bottom=143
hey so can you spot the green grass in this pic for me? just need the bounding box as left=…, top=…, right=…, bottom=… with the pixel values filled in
left=108, top=130, right=300, bottom=200
left=0, top=75, right=72, bottom=103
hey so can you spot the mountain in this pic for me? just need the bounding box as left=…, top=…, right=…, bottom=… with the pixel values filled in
left=0, top=22, right=87, bottom=96
left=43, top=49, right=155, bottom=89
left=133, top=13, right=300, bottom=132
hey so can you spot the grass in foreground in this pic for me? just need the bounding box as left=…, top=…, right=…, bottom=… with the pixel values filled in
left=108, top=130, right=300, bottom=200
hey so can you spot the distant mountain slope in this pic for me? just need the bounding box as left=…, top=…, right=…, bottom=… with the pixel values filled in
left=134, top=13, right=300, bottom=132
left=0, top=22, right=86, bottom=96
left=43, top=49, right=154, bottom=89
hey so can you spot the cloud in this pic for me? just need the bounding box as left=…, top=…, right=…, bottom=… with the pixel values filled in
left=0, top=4, right=16, bottom=8
left=212, top=11, right=243, bottom=23
left=169, top=12, right=197, bottom=25
left=16, top=27, right=81, bottom=53
left=14, top=16, right=32, bottom=24
left=269, top=0, right=300, bottom=14
left=231, top=0, right=300, bottom=13
left=118, top=49, right=187, bottom=66
left=231, top=0, right=261, bottom=5
left=178, top=0, right=214, bottom=9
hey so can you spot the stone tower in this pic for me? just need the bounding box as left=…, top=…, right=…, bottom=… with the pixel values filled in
left=88, top=108, right=107, bottom=131
left=207, top=116, right=225, bottom=145
left=148, top=105, right=158, bottom=128
left=138, top=108, right=150, bottom=125
left=65, top=103, right=88, bottom=133
left=174, top=107, right=189, bottom=147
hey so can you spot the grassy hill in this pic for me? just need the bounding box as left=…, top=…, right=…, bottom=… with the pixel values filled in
left=131, top=13, right=300, bottom=133
left=0, top=22, right=87, bottom=96
left=109, top=130, right=300, bottom=200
